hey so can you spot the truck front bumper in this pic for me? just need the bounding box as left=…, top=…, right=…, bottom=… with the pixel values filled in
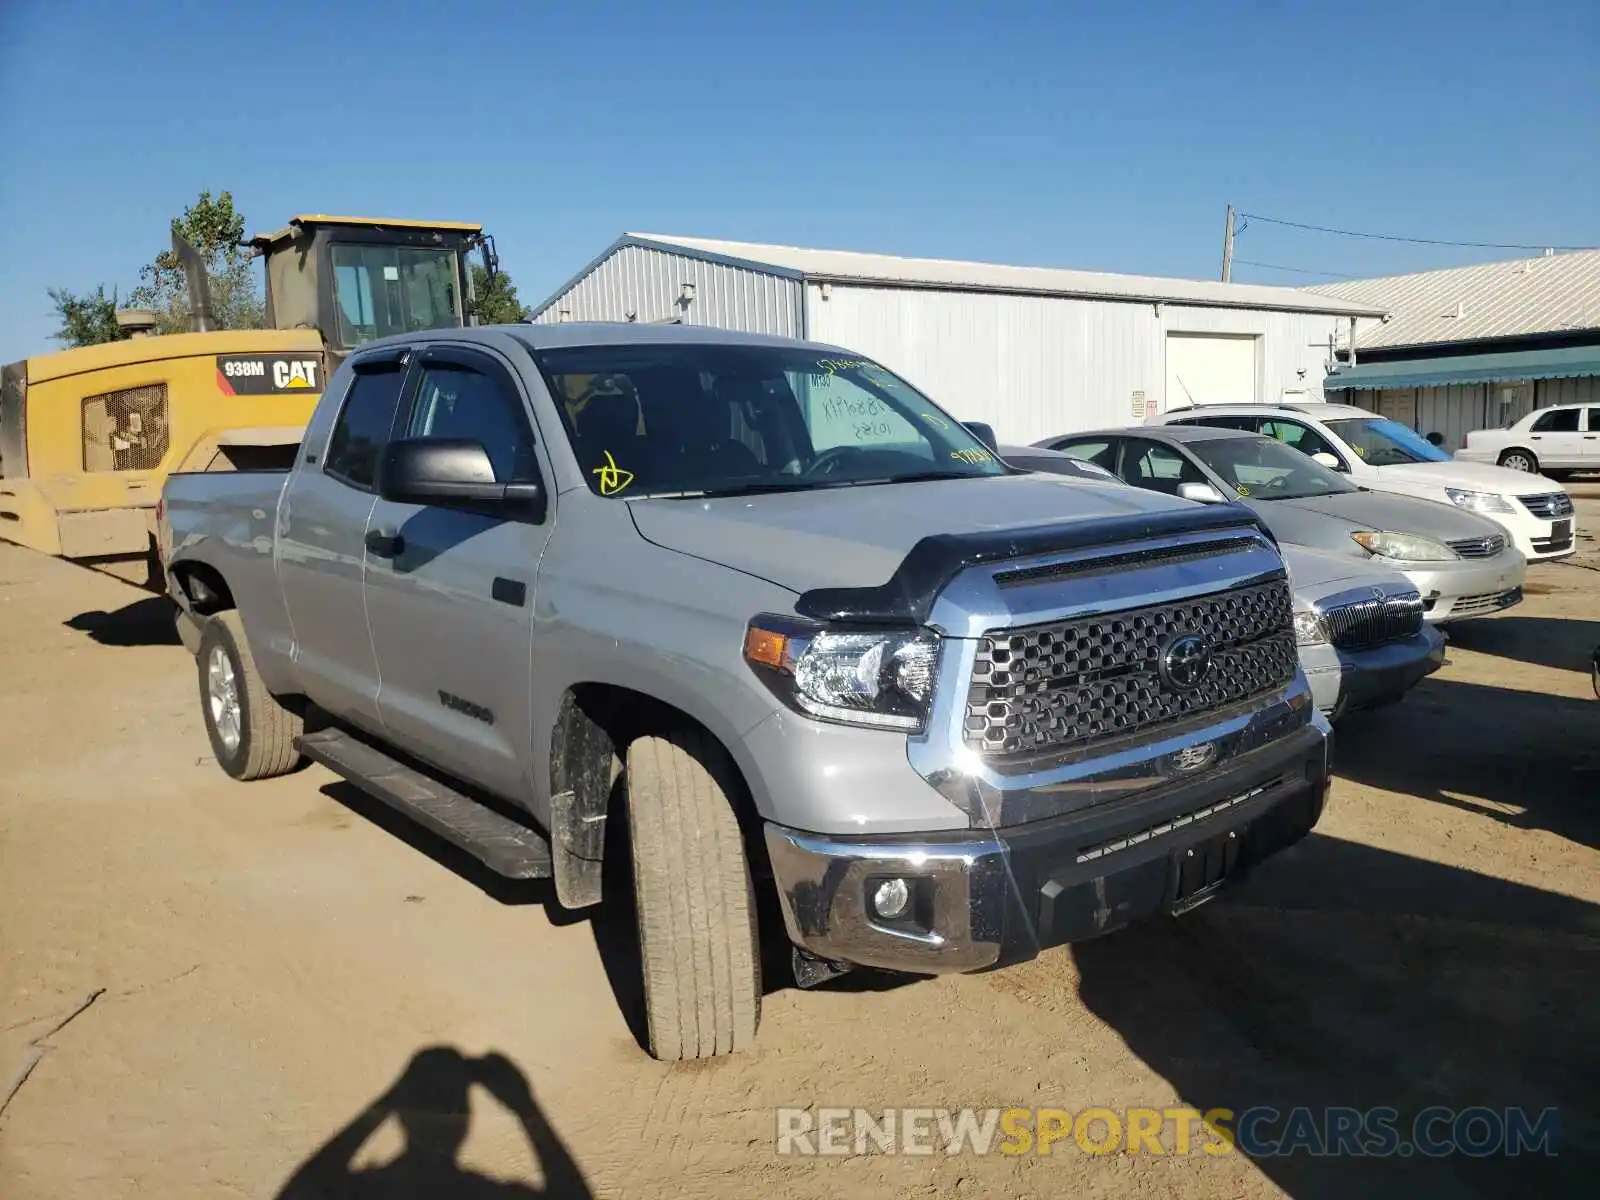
left=764, top=718, right=1331, bottom=975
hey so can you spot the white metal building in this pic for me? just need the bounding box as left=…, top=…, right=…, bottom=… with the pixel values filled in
left=530, top=235, right=1384, bottom=443
left=1313, top=250, right=1600, bottom=449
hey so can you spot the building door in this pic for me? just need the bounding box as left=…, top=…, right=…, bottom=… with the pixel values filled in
left=1166, top=333, right=1257, bottom=408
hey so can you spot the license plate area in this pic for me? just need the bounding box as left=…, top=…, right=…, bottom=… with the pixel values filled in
left=1552, top=519, right=1572, bottom=542
left=1170, top=827, right=1243, bottom=913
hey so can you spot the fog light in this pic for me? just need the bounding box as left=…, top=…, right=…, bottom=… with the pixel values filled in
left=871, top=877, right=911, bottom=920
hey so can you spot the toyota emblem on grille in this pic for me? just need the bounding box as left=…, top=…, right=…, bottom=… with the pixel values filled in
left=1160, top=634, right=1213, bottom=690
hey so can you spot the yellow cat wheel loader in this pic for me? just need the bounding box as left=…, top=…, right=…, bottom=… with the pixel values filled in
left=0, top=215, right=497, bottom=586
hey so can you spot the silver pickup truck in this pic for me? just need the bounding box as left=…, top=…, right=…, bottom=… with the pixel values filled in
left=159, top=324, right=1332, bottom=1060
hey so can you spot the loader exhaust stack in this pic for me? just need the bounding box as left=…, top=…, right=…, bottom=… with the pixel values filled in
left=172, top=231, right=216, bottom=333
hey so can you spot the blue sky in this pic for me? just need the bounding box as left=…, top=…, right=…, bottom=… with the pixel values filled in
left=1, top=0, right=1595, bottom=361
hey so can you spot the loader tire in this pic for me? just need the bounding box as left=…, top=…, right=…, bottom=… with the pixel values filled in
left=625, top=730, right=761, bottom=1060
left=197, top=610, right=304, bottom=782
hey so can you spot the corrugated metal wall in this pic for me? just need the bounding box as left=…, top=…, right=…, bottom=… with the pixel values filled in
left=531, top=244, right=803, bottom=336
left=1345, top=375, right=1600, bottom=449
left=802, top=284, right=1347, bottom=444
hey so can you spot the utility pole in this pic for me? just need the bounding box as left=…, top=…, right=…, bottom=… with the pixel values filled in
left=1221, top=204, right=1236, bottom=282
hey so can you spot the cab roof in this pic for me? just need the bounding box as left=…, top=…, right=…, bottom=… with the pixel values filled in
left=249, top=214, right=483, bottom=247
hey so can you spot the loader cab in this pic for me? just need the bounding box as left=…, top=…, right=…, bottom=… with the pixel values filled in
left=249, top=215, right=497, bottom=366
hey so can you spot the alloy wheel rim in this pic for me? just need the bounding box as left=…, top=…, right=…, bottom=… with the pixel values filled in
left=207, top=645, right=241, bottom=753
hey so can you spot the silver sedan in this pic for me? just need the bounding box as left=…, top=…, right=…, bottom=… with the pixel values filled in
left=1039, top=425, right=1527, bottom=624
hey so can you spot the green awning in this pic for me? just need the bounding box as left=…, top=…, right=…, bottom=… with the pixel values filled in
left=1324, top=344, right=1600, bottom=391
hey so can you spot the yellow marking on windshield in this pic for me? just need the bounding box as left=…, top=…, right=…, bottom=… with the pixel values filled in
left=592, top=451, right=635, bottom=496
left=951, top=448, right=993, bottom=465
left=919, top=411, right=951, bottom=430
left=815, top=357, right=870, bottom=377
left=1235, top=484, right=1251, bottom=496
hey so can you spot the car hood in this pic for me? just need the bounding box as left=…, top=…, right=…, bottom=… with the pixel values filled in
left=1279, top=544, right=1410, bottom=601
left=1276, top=488, right=1504, bottom=539
left=627, top=474, right=1199, bottom=594
left=1373, top=459, right=1564, bottom=497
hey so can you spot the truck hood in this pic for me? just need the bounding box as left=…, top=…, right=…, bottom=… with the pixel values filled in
left=627, top=474, right=1197, bottom=594
left=1275, top=488, right=1504, bottom=539
left=1373, top=459, right=1564, bottom=498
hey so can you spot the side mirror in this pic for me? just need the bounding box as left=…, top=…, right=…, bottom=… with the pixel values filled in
left=962, top=421, right=999, bottom=453
left=1311, top=451, right=1344, bottom=471
left=1177, top=481, right=1226, bottom=504
left=378, top=438, right=543, bottom=514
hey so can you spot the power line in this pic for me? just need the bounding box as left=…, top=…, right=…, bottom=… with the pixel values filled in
left=1232, top=258, right=1357, bottom=280
left=1237, top=211, right=1596, bottom=252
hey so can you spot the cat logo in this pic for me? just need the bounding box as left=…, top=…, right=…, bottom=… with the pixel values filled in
left=215, top=353, right=324, bottom=396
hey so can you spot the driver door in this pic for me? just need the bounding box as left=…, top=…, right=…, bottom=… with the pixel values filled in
left=362, top=344, right=553, bottom=800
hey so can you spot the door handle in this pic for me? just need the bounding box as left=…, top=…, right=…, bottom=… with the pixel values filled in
left=365, top=530, right=404, bottom=558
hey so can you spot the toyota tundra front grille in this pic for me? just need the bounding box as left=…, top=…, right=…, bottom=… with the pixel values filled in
left=1323, top=591, right=1426, bottom=650
left=964, top=579, right=1297, bottom=758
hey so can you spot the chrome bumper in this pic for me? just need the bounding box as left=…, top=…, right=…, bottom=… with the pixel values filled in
left=1301, top=625, right=1446, bottom=718
left=764, top=717, right=1332, bottom=975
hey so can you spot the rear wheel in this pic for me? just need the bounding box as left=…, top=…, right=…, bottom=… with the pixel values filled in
left=624, top=730, right=761, bottom=1060
left=197, top=611, right=304, bottom=781
left=1498, top=448, right=1538, bottom=473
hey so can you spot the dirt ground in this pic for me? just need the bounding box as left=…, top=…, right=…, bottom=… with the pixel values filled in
left=2, top=491, right=1597, bottom=1200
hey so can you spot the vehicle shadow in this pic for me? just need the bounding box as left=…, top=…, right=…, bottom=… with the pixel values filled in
left=62, top=595, right=180, bottom=646
left=1331, top=677, right=1600, bottom=851
left=318, top=773, right=911, bottom=1059
left=1444, top=614, right=1600, bottom=674
left=274, top=1045, right=593, bottom=1198
left=1070, top=833, right=1600, bottom=1198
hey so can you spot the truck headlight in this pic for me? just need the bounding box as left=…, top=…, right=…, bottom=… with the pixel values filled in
left=1444, top=487, right=1514, bottom=515
left=1351, top=530, right=1458, bottom=562
left=744, top=617, right=940, bottom=731
left=1293, top=609, right=1328, bottom=647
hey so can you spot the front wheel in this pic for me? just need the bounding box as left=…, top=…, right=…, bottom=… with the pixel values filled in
left=625, top=730, right=761, bottom=1060
left=196, top=611, right=304, bottom=781
left=1498, top=448, right=1538, bottom=473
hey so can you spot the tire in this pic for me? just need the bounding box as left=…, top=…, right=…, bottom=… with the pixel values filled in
left=1499, top=448, right=1538, bottom=473
left=624, top=730, right=760, bottom=1060
left=197, top=610, right=304, bottom=781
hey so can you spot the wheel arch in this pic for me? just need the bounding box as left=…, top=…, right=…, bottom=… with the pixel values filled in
left=545, top=681, right=762, bottom=910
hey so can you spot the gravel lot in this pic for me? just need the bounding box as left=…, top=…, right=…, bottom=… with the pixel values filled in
left=3, top=489, right=1597, bottom=1199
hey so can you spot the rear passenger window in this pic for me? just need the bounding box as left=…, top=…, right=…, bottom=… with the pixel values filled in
left=1055, top=439, right=1117, bottom=471
left=1587, top=408, right=1600, bottom=432
left=1531, top=408, right=1580, bottom=433
left=325, top=364, right=408, bottom=489
left=405, top=362, right=539, bottom=483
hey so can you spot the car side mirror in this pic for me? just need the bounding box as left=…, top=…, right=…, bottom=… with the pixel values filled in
left=1311, top=451, right=1344, bottom=471
left=1177, top=481, right=1226, bottom=504
left=962, top=421, right=999, bottom=453
left=378, top=438, right=544, bottom=515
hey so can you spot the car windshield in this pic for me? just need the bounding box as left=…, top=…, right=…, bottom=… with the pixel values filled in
left=1326, top=417, right=1453, bottom=465
left=533, top=343, right=1009, bottom=498
left=1186, top=435, right=1359, bottom=501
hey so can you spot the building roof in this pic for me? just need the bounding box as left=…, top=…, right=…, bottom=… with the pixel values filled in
left=1308, top=249, right=1600, bottom=350
left=597, top=234, right=1383, bottom=317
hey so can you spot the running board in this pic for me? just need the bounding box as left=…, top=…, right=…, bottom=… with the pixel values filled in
left=296, top=728, right=553, bottom=879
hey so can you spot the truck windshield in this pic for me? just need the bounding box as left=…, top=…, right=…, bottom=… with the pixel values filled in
left=534, top=344, right=1010, bottom=498
left=330, top=245, right=461, bottom=348
left=1186, top=435, right=1359, bottom=501
left=1325, top=417, right=1453, bottom=465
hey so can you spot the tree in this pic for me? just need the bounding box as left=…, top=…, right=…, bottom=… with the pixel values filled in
left=128, top=189, right=265, bottom=335
left=48, top=285, right=127, bottom=348
left=470, top=264, right=531, bottom=324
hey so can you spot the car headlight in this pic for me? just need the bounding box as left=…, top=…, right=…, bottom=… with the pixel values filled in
left=1351, top=530, right=1459, bottom=562
left=1293, top=609, right=1328, bottom=647
left=743, top=617, right=941, bottom=731
left=1444, top=487, right=1514, bottom=515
